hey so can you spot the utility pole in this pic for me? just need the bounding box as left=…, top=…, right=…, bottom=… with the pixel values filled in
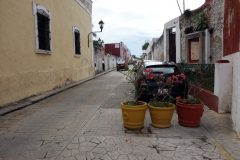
left=175, top=0, right=182, bottom=15
left=183, top=0, right=185, bottom=12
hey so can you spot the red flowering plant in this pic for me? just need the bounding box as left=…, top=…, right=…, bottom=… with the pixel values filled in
left=175, top=64, right=204, bottom=104
left=175, top=80, right=203, bottom=104
left=120, top=59, right=152, bottom=105
left=149, top=73, right=186, bottom=107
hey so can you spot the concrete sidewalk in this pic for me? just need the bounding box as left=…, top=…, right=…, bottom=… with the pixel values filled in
left=0, top=70, right=239, bottom=160
left=0, top=69, right=115, bottom=116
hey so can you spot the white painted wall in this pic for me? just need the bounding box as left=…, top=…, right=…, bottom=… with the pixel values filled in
left=214, top=63, right=232, bottom=113
left=104, top=54, right=119, bottom=71
left=164, top=17, right=180, bottom=62
left=222, top=52, right=240, bottom=138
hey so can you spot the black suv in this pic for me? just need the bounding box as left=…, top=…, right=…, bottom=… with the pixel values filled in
left=135, top=61, right=187, bottom=100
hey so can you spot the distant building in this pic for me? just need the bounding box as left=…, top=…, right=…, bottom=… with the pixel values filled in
left=104, top=42, right=130, bottom=61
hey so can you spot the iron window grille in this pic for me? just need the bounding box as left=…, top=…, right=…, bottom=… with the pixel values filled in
left=74, top=30, right=81, bottom=55
left=37, top=11, right=51, bottom=51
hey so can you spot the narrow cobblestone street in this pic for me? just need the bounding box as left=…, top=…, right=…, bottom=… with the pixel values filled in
left=0, top=70, right=239, bottom=160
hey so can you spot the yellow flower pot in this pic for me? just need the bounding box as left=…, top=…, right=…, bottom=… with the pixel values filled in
left=120, top=101, right=147, bottom=129
left=148, top=102, right=175, bottom=128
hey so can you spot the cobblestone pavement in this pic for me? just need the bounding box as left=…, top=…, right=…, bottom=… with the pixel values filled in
left=0, top=70, right=239, bottom=160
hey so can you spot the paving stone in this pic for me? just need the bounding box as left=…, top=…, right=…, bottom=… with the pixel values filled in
left=108, top=151, right=119, bottom=159
left=79, top=147, right=94, bottom=152
left=93, top=152, right=103, bottom=158
left=101, top=154, right=112, bottom=160
left=90, top=138, right=100, bottom=144
left=103, top=144, right=118, bottom=152
left=135, top=155, right=147, bottom=160
left=75, top=151, right=86, bottom=160
left=80, top=142, right=97, bottom=147
left=86, top=151, right=95, bottom=160
left=67, top=143, right=79, bottom=149
left=63, top=157, right=77, bottom=160
left=92, top=147, right=107, bottom=154
left=159, top=151, right=175, bottom=156
left=78, top=137, right=85, bottom=143
left=203, top=152, right=220, bottom=159
left=118, top=155, right=130, bottom=160
left=71, top=149, right=79, bottom=156
left=174, top=151, right=193, bottom=159
left=61, top=150, right=72, bottom=158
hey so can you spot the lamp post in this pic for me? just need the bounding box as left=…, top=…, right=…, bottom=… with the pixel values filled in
left=88, top=20, right=105, bottom=47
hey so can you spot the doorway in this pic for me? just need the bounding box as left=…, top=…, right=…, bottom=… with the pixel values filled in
left=169, top=28, right=176, bottom=63
left=188, top=38, right=200, bottom=63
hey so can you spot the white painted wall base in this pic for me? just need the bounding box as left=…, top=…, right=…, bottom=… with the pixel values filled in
left=214, top=63, right=232, bottom=113
left=222, top=52, right=240, bottom=139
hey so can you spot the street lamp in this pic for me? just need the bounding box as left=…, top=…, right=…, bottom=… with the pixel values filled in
left=88, top=20, right=105, bottom=47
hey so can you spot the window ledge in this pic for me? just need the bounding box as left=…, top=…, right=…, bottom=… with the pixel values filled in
left=36, top=49, right=53, bottom=54
left=74, top=54, right=81, bottom=57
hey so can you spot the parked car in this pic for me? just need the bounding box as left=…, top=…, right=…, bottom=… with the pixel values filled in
left=117, top=61, right=128, bottom=71
left=135, top=61, right=188, bottom=101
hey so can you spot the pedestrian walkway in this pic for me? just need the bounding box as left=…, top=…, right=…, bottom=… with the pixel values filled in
left=0, top=71, right=239, bottom=160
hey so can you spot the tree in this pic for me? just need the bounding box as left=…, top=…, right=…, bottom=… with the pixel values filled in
left=132, top=55, right=137, bottom=59
left=93, top=40, right=101, bottom=47
left=142, top=42, right=149, bottom=51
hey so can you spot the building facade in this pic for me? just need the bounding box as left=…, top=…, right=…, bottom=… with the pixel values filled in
left=104, top=42, right=129, bottom=61
left=0, top=0, right=94, bottom=106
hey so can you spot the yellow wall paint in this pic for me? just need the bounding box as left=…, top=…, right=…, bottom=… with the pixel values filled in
left=0, top=0, right=94, bottom=106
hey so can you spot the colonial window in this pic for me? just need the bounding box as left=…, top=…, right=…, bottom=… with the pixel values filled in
left=73, top=27, right=81, bottom=57
left=33, top=2, right=52, bottom=54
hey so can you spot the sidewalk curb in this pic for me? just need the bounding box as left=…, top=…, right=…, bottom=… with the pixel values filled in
left=0, top=68, right=116, bottom=116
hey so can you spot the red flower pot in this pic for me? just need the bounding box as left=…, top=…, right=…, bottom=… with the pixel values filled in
left=176, top=102, right=204, bottom=127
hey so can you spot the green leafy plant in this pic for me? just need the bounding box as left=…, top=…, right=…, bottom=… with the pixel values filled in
left=193, top=12, right=208, bottom=31
left=142, top=42, right=149, bottom=51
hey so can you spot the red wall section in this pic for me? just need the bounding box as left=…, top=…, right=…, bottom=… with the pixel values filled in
left=189, top=83, right=219, bottom=113
left=223, top=0, right=240, bottom=56
left=105, top=44, right=120, bottom=57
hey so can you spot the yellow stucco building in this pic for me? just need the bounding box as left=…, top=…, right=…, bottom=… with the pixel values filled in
left=0, top=0, right=95, bottom=106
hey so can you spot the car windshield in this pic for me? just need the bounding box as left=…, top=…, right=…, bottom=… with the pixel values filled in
left=118, top=61, right=125, bottom=64
left=146, top=65, right=180, bottom=74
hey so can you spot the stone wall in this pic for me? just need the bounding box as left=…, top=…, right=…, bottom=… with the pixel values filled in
left=180, top=0, right=225, bottom=63
left=152, top=34, right=164, bottom=61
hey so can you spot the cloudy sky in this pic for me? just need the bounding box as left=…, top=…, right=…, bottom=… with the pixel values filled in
left=92, top=0, right=205, bottom=57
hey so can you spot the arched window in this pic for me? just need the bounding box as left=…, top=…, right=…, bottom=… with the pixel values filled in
left=73, top=27, right=81, bottom=57
left=33, top=2, right=52, bottom=54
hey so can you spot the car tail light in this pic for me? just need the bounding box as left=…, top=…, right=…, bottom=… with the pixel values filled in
left=141, top=92, right=144, bottom=94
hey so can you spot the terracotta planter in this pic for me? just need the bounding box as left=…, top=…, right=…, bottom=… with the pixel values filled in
left=148, top=103, right=175, bottom=128
left=120, top=101, right=147, bottom=129
left=176, top=102, right=204, bottom=127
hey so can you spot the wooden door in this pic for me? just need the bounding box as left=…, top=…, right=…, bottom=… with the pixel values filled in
left=169, top=29, right=176, bottom=63
left=188, top=38, right=199, bottom=63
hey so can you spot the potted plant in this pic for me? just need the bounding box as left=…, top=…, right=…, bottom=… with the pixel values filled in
left=148, top=73, right=186, bottom=128
left=193, top=12, right=209, bottom=31
left=175, top=66, right=205, bottom=127
left=119, top=59, right=149, bottom=130
left=184, top=9, right=192, bottom=18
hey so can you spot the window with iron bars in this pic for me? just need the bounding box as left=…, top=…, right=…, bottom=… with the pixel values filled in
left=37, top=13, right=51, bottom=51
left=74, top=30, right=81, bottom=55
